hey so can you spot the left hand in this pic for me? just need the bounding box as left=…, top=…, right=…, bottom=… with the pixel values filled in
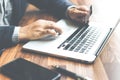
left=67, top=5, right=91, bottom=24
left=19, top=20, right=62, bottom=41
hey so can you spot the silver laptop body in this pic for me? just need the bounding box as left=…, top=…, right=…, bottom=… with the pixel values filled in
left=23, top=19, right=118, bottom=64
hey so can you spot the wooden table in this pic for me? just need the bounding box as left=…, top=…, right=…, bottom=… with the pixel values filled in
left=0, top=0, right=120, bottom=80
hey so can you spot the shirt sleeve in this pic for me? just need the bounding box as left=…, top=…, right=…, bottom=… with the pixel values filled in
left=12, top=27, right=20, bottom=44
left=0, top=26, right=15, bottom=50
left=27, top=0, right=73, bottom=18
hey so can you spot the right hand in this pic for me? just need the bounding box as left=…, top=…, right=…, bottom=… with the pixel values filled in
left=19, top=19, right=62, bottom=41
left=67, top=5, right=91, bottom=24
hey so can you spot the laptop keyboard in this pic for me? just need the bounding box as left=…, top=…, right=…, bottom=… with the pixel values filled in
left=58, top=25, right=111, bottom=55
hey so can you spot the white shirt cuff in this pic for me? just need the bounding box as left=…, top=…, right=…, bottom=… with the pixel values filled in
left=12, top=27, right=20, bottom=44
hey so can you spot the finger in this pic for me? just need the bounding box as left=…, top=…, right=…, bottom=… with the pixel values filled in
left=71, top=9, right=88, bottom=18
left=76, top=10, right=89, bottom=16
left=75, top=12, right=90, bottom=23
left=44, top=29, right=58, bottom=36
left=45, top=22, right=62, bottom=34
left=74, top=18, right=84, bottom=23
left=76, top=6, right=90, bottom=12
left=33, top=27, right=57, bottom=36
left=74, top=17, right=89, bottom=24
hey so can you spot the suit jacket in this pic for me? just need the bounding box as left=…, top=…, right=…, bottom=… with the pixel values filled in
left=0, top=0, right=73, bottom=54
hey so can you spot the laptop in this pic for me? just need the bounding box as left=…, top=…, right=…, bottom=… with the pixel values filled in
left=23, top=19, right=120, bottom=64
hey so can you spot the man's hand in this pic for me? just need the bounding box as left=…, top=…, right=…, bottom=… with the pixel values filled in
left=67, top=5, right=91, bottom=24
left=19, top=20, right=62, bottom=41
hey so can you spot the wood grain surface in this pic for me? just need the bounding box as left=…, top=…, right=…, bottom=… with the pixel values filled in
left=0, top=0, right=120, bottom=80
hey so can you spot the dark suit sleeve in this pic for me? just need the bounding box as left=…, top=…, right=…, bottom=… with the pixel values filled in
left=0, top=26, right=15, bottom=51
left=27, top=0, right=73, bottom=18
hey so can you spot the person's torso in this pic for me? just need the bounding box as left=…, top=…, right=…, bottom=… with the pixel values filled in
left=0, top=0, right=12, bottom=26
left=0, top=0, right=27, bottom=26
